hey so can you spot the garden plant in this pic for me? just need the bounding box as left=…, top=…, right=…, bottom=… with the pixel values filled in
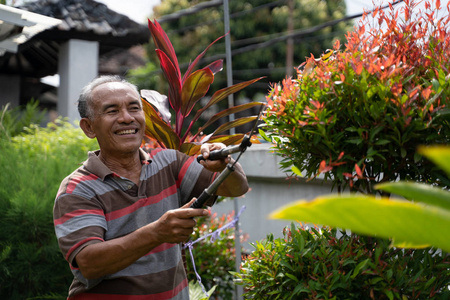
left=233, top=224, right=449, bottom=299
left=261, top=0, right=450, bottom=194
left=142, top=20, right=264, bottom=155
left=186, top=210, right=248, bottom=300
left=234, top=0, right=450, bottom=298
left=0, top=113, right=98, bottom=299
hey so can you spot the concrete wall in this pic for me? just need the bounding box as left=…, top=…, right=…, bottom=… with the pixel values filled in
left=211, top=143, right=337, bottom=252
left=58, top=39, right=98, bottom=123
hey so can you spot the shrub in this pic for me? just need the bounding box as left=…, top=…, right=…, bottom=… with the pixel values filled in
left=0, top=100, right=46, bottom=140
left=186, top=210, right=248, bottom=300
left=233, top=224, right=450, bottom=300
left=0, top=119, right=98, bottom=299
left=262, top=0, right=450, bottom=194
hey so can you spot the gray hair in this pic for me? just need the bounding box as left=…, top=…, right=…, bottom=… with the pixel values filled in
left=77, top=75, right=140, bottom=119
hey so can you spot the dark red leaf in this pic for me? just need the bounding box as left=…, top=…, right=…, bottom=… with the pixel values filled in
left=181, top=69, right=214, bottom=117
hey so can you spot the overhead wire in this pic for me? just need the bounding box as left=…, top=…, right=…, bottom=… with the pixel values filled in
left=138, top=0, right=404, bottom=78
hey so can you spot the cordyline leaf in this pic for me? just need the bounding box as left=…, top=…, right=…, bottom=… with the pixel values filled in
left=181, top=68, right=214, bottom=117
left=180, top=142, right=202, bottom=156
left=156, top=50, right=182, bottom=112
left=180, top=134, right=246, bottom=155
left=182, top=34, right=225, bottom=83
left=210, top=116, right=257, bottom=137
left=204, top=60, right=224, bottom=75
left=196, top=102, right=265, bottom=137
left=191, top=77, right=264, bottom=123
left=142, top=99, right=180, bottom=149
left=140, top=89, right=171, bottom=124
left=148, top=19, right=181, bottom=80
left=205, top=134, right=247, bottom=145
left=376, top=181, right=450, bottom=210
left=270, top=194, right=450, bottom=252
left=418, top=145, right=450, bottom=178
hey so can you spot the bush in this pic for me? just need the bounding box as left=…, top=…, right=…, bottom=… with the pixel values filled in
left=0, top=119, right=98, bottom=299
left=262, top=0, right=450, bottom=194
left=186, top=210, right=248, bottom=300
left=233, top=224, right=450, bottom=300
left=0, top=100, right=46, bottom=139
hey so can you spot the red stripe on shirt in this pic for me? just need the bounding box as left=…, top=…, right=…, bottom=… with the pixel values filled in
left=176, top=155, right=196, bottom=188
left=146, top=243, right=177, bottom=256
left=54, top=209, right=105, bottom=226
left=66, top=237, right=104, bottom=262
left=105, top=185, right=178, bottom=221
left=147, top=148, right=164, bottom=159
left=69, top=278, right=188, bottom=300
left=66, top=173, right=100, bottom=195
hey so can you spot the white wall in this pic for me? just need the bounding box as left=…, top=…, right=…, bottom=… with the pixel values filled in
left=211, top=143, right=336, bottom=252
left=58, top=39, right=98, bottom=123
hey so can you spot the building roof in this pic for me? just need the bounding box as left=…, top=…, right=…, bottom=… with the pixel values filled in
left=0, top=4, right=61, bottom=56
left=0, top=0, right=150, bottom=77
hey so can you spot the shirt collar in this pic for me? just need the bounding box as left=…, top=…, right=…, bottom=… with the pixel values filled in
left=83, top=148, right=152, bottom=180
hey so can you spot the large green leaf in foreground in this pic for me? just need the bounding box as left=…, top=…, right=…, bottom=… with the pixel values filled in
left=270, top=146, right=450, bottom=252
left=270, top=195, right=450, bottom=252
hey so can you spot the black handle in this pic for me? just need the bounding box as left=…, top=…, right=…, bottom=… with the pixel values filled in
left=190, top=190, right=213, bottom=208
left=190, top=165, right=234, bottom=208
left=196, top=144, right=242, bottom=162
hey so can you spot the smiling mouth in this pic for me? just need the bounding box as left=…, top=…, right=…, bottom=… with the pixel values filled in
left=116, top=129, right=138, bottom=135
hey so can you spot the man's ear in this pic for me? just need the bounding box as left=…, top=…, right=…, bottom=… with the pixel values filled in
left=80, top=118, right=96, bottom=139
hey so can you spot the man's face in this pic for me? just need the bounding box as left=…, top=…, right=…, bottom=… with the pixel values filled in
left=85, top=82, right=145, bottom=156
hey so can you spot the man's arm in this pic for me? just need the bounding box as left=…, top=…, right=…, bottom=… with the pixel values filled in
left=75, top=200, right=208, bottom=280
left=198, top=143, right=249, bottom=197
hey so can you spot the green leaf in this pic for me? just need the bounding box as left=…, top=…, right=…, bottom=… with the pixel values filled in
left=291, top=166, right=303, bottom=177
left=142, top=99, right=180, bottom=149
left=192, top=78, right=263, bottom=122
left=210, top=116, right=258, bottom=137
left=418, top=145, right=450, bottom=178
left=376, top=182, right=450, bottom=210
left=270, top=194, right=450, bottom=252
left=285, top=273, right=299, bottom=282
left=350, top=259, right=369, bottom=279
left=196, top=102, right=264, bottom=135
left=180, top=142, right=202, bottom=156
left=181, top=68, right=214, bottom=117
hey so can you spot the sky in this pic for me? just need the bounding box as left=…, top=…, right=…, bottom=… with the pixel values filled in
left=8, top=0, right=436, bottom=24
left=95, top=0, right=390, bottom=24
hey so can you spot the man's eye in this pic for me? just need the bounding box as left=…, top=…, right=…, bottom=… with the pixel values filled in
left=130, top=106, right=141, bottom=112
left=106, top=110, right=118, bottom=114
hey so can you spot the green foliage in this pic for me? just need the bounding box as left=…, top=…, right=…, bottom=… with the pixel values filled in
left=0, top=119, right=98, bottom=299
left=233, top=224, right=450, bottom=300
left=262, top=0, right=450, bottom=194
left=142, top=20, right=264, bottom=155
left=0, top=100, right=46, bottom=140
left=149, top=0, right=352, bottom=97
left=186, top=211, right=247, bottom=300
left=189, top=280, right=216, bottom=300
left=271, top=145, right=450, bottom=252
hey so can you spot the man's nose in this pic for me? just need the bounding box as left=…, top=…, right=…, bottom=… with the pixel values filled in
left=118, top=109, right=134, bottom=123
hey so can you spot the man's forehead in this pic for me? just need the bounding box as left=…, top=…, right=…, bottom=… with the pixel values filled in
left=92, top=82, right=140, bottom=99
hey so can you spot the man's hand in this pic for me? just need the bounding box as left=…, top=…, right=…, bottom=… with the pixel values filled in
left=197, top=142, right=249, bottom=199
left=75, top=199, right=208, bottom=279
left=153, top=199, right=209, bottom=244
left=198, top=143, right=230, bottom=172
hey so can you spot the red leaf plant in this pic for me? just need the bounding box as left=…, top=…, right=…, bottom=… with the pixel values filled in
left=263, top=0, right=450, bottom=194
left=142, top=20, right=264, bottom=155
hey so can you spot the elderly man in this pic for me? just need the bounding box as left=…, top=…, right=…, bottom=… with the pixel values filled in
left=54, top=75, right=248, bottom=299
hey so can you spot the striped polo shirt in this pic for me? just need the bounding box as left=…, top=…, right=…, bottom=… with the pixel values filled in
left=54, top=148, right=216, bottom=299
